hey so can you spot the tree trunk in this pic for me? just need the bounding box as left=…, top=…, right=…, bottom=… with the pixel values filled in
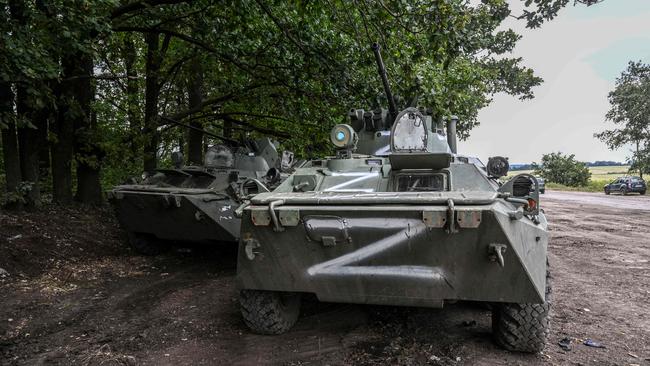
left=187, top=58, right=204, bottom=165
left=51, top=63, right=75, bottom=204
left=223, top=120, right=233, bottom=140
left=3, top=0, right=30, bottom=206
left=178, top=135, right=185, bottom=157
left=16, top=85, right=42, bottom=207
left=122, top=34, right=140, bottom=159
left=0, top=82, right=23, bottom=208
left=73, top=53, right=103, bottom=204
left=636, top=140, right=643, bottom=179
left=143, top=32, right=161, bottom=172
left=36, top=105, right=50, bottom=180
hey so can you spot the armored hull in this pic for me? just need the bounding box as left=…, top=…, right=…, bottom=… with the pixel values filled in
left=111, top=180, right=243, bottom=245
left=236, top=108, right=550, bottom=353
left=238, top=157, right=548, bottom=306
left=236, top=45, right=550, bottom=352
left=239, top=191, right=547, bottom=307
left=109, top=138, right=293, bottom=253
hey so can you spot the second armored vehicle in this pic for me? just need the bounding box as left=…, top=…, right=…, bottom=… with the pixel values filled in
left=109, top=137, right=294, bottom=255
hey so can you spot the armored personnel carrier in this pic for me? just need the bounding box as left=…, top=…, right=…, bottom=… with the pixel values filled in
left=109, top=137, right=295, bottom=255
left=236, top=44, right=550, bottom=352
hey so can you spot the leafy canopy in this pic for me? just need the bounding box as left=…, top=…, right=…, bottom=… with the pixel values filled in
left=2, top=0, right=576, bottom=189
left=102, top=0, right=544, bottom=149
left=595, top=61, right=650, bottom=176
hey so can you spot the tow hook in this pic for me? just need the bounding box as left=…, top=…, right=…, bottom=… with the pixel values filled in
left=234, top=201, right=250, bottom=218
left=163, top=194, right=182, bottom=208
left=446, top=199, right=458, bottom=234
left=269, top=200, right=286, bottom=232
left=243, top=234, right=261, bottom=260
left=508, top=208, right=523, bottom=220
left=488, top=244, right=507, bottom=267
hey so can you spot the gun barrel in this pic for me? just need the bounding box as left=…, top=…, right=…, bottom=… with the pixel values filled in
left=371, top=43, right=398, bottom=122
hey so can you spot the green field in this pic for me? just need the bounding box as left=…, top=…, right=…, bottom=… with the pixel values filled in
left=587, top=165, right=632, bottom=180
left=509, top=165, right=637, bottom=192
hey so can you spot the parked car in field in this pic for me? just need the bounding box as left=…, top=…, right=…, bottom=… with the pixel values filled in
left=604, top=176, right=646, bottom=195
left=536, top=177, right=546, bottom=194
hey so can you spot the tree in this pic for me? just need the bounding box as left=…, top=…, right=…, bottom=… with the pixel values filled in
left=109, top=1, right=545, bottom=150
left=629, top=148, right=650, bottom=177
left=532, top=152, right=591, bottom=187
left=595, top=62, right=650, bottom=179
left=515, top=0, right=604, bottom=28
left=0, top=82, right=22, bottom=208
left=4, top=0, right=600, bottom=205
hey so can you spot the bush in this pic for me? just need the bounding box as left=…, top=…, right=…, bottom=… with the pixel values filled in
left=532, top=152, right=591, bottom=187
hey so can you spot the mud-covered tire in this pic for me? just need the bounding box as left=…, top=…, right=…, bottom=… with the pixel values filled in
left=127, top=232, right=163, bottom=256
left=492, top=262, right=551, bottom=353
left=240, top=290, right=301, bottom=335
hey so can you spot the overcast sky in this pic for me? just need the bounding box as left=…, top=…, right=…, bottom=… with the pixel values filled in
left=459, top=0, right=650, bottom=164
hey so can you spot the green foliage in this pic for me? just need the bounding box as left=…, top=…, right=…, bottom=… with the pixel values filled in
left=629, top=147, right=650, bottom=176
left=0, top=1, right=117, bottom=112
left=101, top=1, right=544, bottom=153
left=532, top=152, right=591, bottom=187
left=515, top=0, right=604, bottom=28
left=595, top=61, right=650, bottom=177
left=88, top=0, right=552, bottom=187
left=3, top=0, right=585, bottom=200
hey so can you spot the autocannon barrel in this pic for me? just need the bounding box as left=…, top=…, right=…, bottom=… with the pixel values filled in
left=371, top=43, right=398, bottom=123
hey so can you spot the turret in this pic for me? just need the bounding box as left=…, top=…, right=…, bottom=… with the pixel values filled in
left=388, top=108, right=452, bottom=170
left=331, top=43, right=456, bottom=167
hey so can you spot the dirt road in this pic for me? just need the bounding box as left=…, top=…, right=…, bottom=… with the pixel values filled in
left=1, top=199, right=649, bottom=365
left=544, top=190, right=650, bottom=211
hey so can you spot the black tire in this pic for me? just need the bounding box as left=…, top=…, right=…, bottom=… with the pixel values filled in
left=240, top=290, right=301, bottom=335
left=127, top=232, right=163, bottom=256
left=604, top=189, right=610, bottom=195
left=492, top=262, right=551, bottom=353
left=540, top=189, right=545, bottom=194
left=641, top=190, right=646, bottom=195
left=621, top=187, right=628, bottom=195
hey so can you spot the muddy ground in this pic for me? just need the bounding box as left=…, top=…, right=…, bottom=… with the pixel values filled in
left=0, top=193, right=648, bottom=365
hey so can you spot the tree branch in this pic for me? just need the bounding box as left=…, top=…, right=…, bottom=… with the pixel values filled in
left=221, top=116, right=290, bottom=139
left=113, top=26, right=258, bottom=75
left=163, top=94, right=235, bottom=122
left=111, top=0, right=189, bottom=19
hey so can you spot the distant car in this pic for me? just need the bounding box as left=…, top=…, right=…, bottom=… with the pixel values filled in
left=536, top=177, right=546, bottom=194
left=604, top=176, right=646, bottom=195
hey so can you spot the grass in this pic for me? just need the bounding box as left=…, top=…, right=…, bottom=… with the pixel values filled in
left=545, top=180, right=609, bottom=193
left=588, top=165, right=632, bottom=181
left=509, top=165, right=642, bottom=193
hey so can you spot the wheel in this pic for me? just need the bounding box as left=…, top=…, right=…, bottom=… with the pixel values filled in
left=240, top=290, right=301, bottom=335
left=621, top=187, right=628, bottom=195
left=540, top=189, right=545, bottom=194
left=127, top=232, right=163, bottom=256
left=641, top=190, right=646, bottom=195
left=492, top=261, right=551, bottom=353
left=604, top=189, right=610, bottom=195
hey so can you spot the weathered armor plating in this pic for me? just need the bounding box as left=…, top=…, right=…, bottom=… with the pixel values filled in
left=108, top=138, right=294, bottom=251
left=236, top=44, right=550, bottom=353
